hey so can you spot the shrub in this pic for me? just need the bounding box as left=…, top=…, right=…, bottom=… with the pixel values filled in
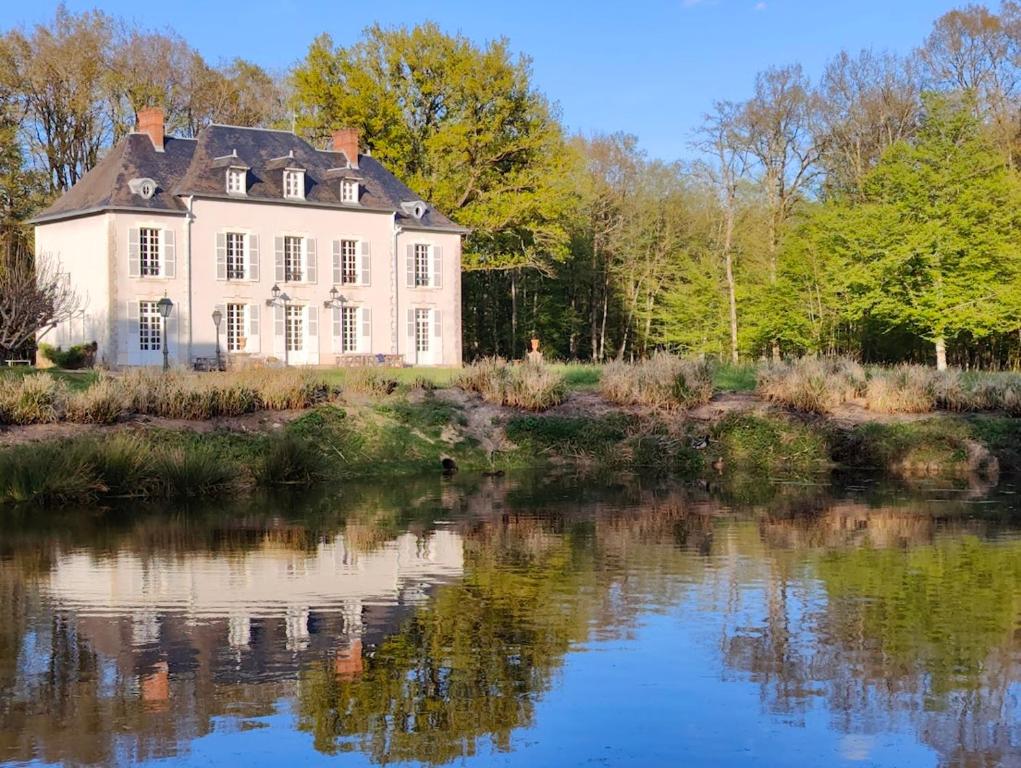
left=152, top=445, right=238, bottom=498
left=256, top=433, right=326, bottom=485
left=74, top=434, right=155, bottom=497
left=0, top=442, right=102, bottom=504
left=343, top=369, right=399, bottom=398
left=758, top=357, right=865, bottom=414
left=864, top=365, right=936, bottom=414
left=600, top=353, right=714, bottom=409
left=0, top=374, right=67, bottom=424
left=39, top=343, right=95, bottom=370
left=66, top=378, right=127, bottom=424
left=457, top=358, right=566, bottom=411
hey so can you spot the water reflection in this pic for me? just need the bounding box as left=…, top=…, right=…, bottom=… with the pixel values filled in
left=1, top=476, right=1020, bottom=767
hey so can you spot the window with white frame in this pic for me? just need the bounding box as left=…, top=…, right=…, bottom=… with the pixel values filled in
left=226, top=303, right=246, bottom=352
left=340, top=306, right=358, bottom=353
left=340, top=239, right=358, bottom=284
left=414, top=244, right=430, bottom=287
left=226, top=167, right=246, bottom=195
left=226, top=232, right=246, bottom=280
left=139, top=228, right=161, bottom=277
left=139, top=300, right=161, bottom=351
left=284, top=236, right=303, bottom=282
left=341, top=179, right=358, bottom=204
left=286, top=305, right=304, bottom=352
left=284, top=169, right=304, bottom=199
left=415, top=308, right=430, bottom=353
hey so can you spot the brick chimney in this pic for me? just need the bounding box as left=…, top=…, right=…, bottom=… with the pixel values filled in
left=137, top=107, right=165, bottom=152
left=331, top=128, right=359, bottom=168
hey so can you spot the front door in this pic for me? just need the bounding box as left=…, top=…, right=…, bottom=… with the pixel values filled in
left=285, top=304, right=307, bottom=365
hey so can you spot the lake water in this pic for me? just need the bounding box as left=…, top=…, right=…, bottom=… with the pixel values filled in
left=2, top=473, right=1020, bottom=767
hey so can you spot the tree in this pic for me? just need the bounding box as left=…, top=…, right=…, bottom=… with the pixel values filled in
left=830, top=94, right=1021, bottom=369
left=0, top=236, right=80, bottom=360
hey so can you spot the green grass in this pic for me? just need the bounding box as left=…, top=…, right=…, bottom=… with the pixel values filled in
left=548, top=363, right=602, bottom=389
left=713, top=363, right=757, bottom=392
left=0, top=367, right=98, bottom=392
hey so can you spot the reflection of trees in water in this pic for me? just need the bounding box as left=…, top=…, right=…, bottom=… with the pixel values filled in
left=2, top=479, right=1021, bottom=767
left=718, top=501, right=1021, bottom=767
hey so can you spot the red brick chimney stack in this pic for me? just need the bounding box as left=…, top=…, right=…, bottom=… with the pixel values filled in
left=137, top=107, right=165, bottom=152
left=331, top=128, right=360, bottom=169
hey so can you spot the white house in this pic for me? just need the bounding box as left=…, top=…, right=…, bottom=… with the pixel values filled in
left=31, top=108, right=467, bottom=367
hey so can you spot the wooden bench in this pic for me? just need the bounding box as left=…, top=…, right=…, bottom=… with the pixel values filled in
left=335, top=353, right=405, bottom=368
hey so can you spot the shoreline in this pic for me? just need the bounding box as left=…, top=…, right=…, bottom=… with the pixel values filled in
left=1, top=387, right=1018, bottom=507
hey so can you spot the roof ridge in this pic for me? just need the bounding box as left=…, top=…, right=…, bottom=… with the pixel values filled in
left=207, top=123, right=298, bottom=134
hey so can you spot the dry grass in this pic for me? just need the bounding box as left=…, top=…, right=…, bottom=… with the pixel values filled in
left=456, top=358, right=566, bottom=411
left=758, top=357, right=866, bottom=414
left=864, top=365, right=936, bottom=414
left=601, top=353, right=714, bottom=410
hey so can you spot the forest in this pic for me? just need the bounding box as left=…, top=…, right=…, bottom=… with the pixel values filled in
left=3, top=3, right=1021, bottom=368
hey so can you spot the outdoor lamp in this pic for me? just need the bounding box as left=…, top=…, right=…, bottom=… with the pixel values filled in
left=156, top=296, right=173, bottom=372
left=212, top=309, right=224, bottom=370
left=156, top=296, right=173, bottom=319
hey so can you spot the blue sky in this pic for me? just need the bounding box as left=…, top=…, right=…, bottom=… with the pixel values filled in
left=3, top=0, right=964, bottom=160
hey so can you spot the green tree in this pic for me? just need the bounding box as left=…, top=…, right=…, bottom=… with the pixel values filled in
left=830, top=94, right=1021, bottom=369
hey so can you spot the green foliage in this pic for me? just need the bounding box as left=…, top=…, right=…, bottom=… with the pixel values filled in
left=38, top=343, right=94, bottom=370
left=711, top=413, right=831, bottom=473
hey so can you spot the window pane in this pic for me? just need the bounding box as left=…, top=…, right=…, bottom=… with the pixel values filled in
left=284, top=236, right=303, bottom=282
left=226, top=303, right=245, bottom=352
left=286, top=305, right=303, bottom=351
left=139, top=301, right=161, bottom=351
left=341, top=240, right=357, bottom=284
left=140, top=228, right=161, bottom=277
left=341, top=306, right=358, bottom=353
left=226, top=233, right=246, bottom=280
left=414, top=244, right=430, bottom=287
left=415, top=308, right=430, bottom=353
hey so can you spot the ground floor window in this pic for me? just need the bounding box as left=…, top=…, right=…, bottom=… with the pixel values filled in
left=226, top=303, right=246, bottom=352
left=139, top=300, right=161, bottom=351
left=286, top=305, right=304, bottom=352
left=341, top=306, right=358, bottom=353
left=415, top=308, right=430, bottom=353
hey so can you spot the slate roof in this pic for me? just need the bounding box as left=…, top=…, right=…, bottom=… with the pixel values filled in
left=32, top=125, right=465, bottom=232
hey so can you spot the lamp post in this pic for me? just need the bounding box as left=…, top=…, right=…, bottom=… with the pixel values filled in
left=266, top=284, right=291, bottom=366
left=212, top=308, right=223, bottom=371
left=156, top=295, right=174, bottom=372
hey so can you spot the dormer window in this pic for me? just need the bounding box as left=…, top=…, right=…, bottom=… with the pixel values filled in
left=284, top=169, right=305, bottom=200
left=226, top=168, right=246, bottom=196
left=341, top=179, right=359, bottom=204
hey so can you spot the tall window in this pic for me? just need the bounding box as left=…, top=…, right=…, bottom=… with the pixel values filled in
left=284, top=236, right=303, bottom=282
left=340, top=240, right=358, bottom=284
left=226, top=168, right=245, bottom=195
left=226, top=303, right=246, bottom=352
left=226, top=232, right=246, bottom=280
left=139, top=300, right=161, bottom=351
left=414, top=244, right=430, bottom=287
left=341, top=180, right=358, bottom=203
left=341, top=306, right=358, bottom=353
left=140, top=228, right=161, bottom=277
left=415, top=308, right=430, bottom=353
left=284, top=170, right=304, bottom=199
left=286, top=305, right=304, bottom=352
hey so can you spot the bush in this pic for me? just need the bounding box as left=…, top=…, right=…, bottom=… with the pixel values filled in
left=66, top=377, right=127, bottom=424
left=39, top=342, right=96, bottom=370
left=758, top=357, right=865, bottom=414
left=601, top=353, right=714, bottom=409
left=457, top=358, right=566, bottom=411
left=0, top=442, right=102, bottom=504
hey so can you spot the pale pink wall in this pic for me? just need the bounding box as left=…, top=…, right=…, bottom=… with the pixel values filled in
left=38, top=200, right=463, bottom=368
left=35, top=214, right=112, bottom=363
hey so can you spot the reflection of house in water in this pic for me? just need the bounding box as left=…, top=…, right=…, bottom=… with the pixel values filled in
left=44, top=530, right=463, bottom=676
left=0, top=530, right=463, bottom=766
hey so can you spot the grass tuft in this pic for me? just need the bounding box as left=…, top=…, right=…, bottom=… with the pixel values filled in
left=600, top=353, right=714, bottom=409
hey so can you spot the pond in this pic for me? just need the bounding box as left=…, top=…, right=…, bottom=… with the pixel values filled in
left=1, top=473, right=1020, bottom=767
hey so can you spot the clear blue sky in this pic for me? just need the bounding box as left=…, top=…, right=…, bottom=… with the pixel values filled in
left=3, top=0, right=964, bottom=160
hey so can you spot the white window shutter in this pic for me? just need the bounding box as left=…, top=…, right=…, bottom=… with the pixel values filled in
left=275, top=236, right=285, bottom=282
left=248, top=234, right=260, bottom=281
left=331, top=307, right=342, bottom=354
left=274, top=305, right=285, bottom=336
left=307, top=305, right=318, bottom=337
left=216, top=233, right=227, bottom=280
left=332, top=240, right=341, bottom=285
left=305, top=238, right=317, bottom=283
left=406, top=245, right=415, bottom=288
left=433, top=308, right=442, bottom=339
left=361, top=307, right=372, bottom=353
left=247, top=304, right=260, bottom=353
left=166, top=307, right=178, bottom=358
left=360, top=241, right=371, bottom=286
left=432, top=245, right=442, bottom=288
left=162, top=230, right=176, bottom=278
left=124, top=301, right=140, bottom=353
left=407, top=308, right=415, bottom=344
left=128, top=228, right=140, bottom=278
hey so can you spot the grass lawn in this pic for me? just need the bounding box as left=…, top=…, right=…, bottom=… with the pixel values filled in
left=0, top=367, right=98, bottom=392
left=713, top=363, right=757, bottom=392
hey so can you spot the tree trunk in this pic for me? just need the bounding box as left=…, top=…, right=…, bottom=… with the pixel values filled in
left=935, top=336, right=947, bottom=371
left=510, top=269, right=518, bottom=359
left=723, top=202, right=739, bottom=364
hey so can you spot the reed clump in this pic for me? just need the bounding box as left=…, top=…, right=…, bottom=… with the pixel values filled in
left=864, top=365, right=937, bottom=414
left=601, top=353, right=714, bottom=409
left=0, top=374, right=68, bottom=424
left=457, top=358, right=566, bottom=411
left=758, top=357, right=866, bottom=414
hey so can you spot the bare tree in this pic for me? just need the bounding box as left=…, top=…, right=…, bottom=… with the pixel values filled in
left=0, top=236, right=80, bottom=359
left=694, top=101, right=751, bottom=363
